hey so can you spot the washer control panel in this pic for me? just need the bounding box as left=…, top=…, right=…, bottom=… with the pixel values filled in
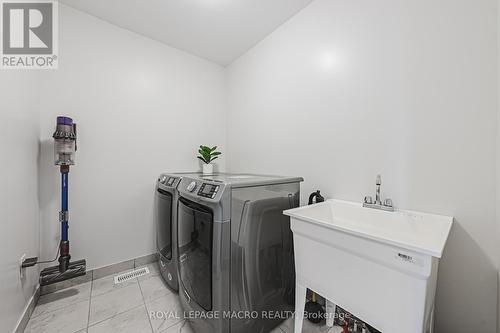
left=159, top=176, right=177, bottom=187
left=198, top=183, right=219, bottom=199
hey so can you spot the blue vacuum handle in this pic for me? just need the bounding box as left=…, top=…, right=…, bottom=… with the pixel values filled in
left=61, top=170, right=69, bottom=242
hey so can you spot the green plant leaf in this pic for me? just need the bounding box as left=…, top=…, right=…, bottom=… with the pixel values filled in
left=197, top=145, right=221, bottom=164
left=197, top=156, right=208, bottom=164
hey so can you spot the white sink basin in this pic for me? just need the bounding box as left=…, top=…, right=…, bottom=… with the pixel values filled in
left=284, top=199, right=453, bottom=333
left=285, top=199, right=452, bottom=257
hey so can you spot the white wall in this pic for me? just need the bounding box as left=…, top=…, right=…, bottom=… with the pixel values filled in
left=2, top=1, right=498, bottom=332
left=226, top=0, right=498, bottom=331
left=38, top=5, right=227, bottom=270
left=497, top=0, right=500, bottom=331
left=0, top=72, right=41, bottom=332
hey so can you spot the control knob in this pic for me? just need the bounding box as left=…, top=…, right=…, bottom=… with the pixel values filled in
left=187, top=181, right=197, bottom=192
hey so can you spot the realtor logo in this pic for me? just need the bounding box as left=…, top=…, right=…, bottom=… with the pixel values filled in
left=1, top=0, right=58, bottom=69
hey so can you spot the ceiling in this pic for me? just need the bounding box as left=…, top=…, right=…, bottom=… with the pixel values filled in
left=58, top=0, right=315, bottom=66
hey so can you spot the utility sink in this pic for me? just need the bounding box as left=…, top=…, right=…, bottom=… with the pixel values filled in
left=284, top=199, right=453, bottom=333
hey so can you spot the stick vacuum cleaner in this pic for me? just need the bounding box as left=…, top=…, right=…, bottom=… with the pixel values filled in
left=38, top=117, right=86, bottom=286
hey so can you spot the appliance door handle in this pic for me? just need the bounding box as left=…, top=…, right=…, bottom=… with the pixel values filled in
left=178, top=197, right=212, bottom=214
left=157, top=188, right=170, bottom=196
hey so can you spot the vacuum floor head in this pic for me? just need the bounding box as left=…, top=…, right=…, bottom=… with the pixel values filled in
left=40, top=259, right=86, bottom=286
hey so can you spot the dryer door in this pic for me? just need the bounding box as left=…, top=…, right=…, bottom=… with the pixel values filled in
left=178, top=197, right=213, bottom=311
left=155, top=188, right=173, bottom=260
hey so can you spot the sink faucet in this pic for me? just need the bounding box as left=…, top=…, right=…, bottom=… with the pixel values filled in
left=375, top=174, right=382, bottom=205
left=363, top=174, right=394, bottom=212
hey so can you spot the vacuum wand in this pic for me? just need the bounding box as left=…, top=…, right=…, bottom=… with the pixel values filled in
left=39, top=116, right=86, bottom=286
left=59, top=165, right=70, bottom=272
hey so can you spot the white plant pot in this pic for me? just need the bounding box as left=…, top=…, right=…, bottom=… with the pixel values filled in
left=202, top=163, right=214, bottom=175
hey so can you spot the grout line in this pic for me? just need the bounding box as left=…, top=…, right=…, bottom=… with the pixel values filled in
left=89, top=279, right=140, bottom=302
left=143, top=289, right=173, bottom=305
left=27, top=298, right=91, bottom=331
left=86, top=283, right=145, bottom=326
left=137, top=277, right=155, bottom=333
left=160, top=319, right=184, bottom=332
left=87, top=303, right=145, bottom=329
left=156, top=311, right=184, bottom=333
left=89, top=268, right=142, bottom=299
left=86, top=278, right=93, bottom=331
left=29, top=285, right=92, bottom=319
left=179, top=320, right=189, bottom=333
left=86, top=269, right=146, bottom=328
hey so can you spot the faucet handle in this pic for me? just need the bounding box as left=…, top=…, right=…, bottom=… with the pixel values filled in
left=364, top=196, right=373, bottom=204
left=376, top=174, right=381, bottom=185
left=384, top=198, right=393, bottom=207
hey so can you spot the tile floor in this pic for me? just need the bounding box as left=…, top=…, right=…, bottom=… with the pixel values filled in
left=24, top=263, right=341, bottom=333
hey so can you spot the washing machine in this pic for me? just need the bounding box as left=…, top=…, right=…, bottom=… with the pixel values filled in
left=154, top=172, right=202, bottom=291
left=176, top=174, right=303, bottom=333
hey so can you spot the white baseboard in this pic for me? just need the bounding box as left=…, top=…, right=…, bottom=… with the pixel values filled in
left=13, top=286, right=40, bottom=333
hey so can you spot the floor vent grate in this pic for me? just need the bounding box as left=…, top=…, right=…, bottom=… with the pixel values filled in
left=114, top=267, right=150, bottom=284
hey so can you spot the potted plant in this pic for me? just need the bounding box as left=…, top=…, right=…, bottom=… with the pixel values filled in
left=197, top=145, right=221, bottom=175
